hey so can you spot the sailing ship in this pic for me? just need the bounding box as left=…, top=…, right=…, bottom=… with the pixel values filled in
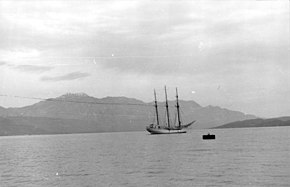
left=146, top=86, right=195, bottom=134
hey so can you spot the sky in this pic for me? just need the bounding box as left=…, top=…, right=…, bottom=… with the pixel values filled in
left=0, top=0, right=289, bottom=118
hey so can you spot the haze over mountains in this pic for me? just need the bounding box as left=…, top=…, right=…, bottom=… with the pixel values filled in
left=0, top=93, right=258, bottom=136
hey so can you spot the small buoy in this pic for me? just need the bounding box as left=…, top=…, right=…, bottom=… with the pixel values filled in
left=202, top=133, right=215, bottom=140
left=56, top=172, right=59, bottom=176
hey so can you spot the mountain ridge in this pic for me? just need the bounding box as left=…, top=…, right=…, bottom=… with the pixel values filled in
left=213, top=117, right=290, bottom=129
left=0, top=93, right=257, bottom=136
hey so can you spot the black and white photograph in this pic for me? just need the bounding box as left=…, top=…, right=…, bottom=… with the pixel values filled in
left=0, top=0, right=289, bottom=186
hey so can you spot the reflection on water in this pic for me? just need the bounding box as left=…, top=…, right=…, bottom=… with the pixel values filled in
left=1, top=127, right=290, bottom=186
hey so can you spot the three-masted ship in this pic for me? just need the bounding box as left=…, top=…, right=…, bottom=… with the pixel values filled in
left=146, top=86, right=195, bottom=134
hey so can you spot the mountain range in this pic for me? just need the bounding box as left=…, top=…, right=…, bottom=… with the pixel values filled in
left=0, top=93, right=258, bottom=136
left=213, top=117, right=290, bottom=129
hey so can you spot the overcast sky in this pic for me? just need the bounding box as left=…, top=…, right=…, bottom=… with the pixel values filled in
left=0, top=0, right=289, bottom=117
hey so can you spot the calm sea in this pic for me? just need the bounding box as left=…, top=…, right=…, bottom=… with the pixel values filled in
left=1, top=127, right=290, bottom=187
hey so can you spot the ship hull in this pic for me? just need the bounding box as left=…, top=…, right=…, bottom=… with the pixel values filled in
left=146, top=127, right=186, bottom=134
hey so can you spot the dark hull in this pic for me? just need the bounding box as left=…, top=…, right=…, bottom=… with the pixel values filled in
left=202, top=134, right=215, bottom=139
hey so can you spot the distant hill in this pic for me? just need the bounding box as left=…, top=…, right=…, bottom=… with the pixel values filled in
left=214, top=117, right=290, bottom=129
left=0, top=106, right=8, bottom=116
left=0, top=93, right=257, bottom=136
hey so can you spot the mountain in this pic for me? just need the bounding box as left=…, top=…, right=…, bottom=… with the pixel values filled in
left=213, top=117, right=290, bottom=129
left=0, top=106, right=8, bottom=116
left=188, top=105, right=256, bottom=129
left=0, top=93, right=257, bottom=136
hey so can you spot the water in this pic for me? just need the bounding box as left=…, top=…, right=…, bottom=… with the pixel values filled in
left=1, top=127, right=290, bottom=187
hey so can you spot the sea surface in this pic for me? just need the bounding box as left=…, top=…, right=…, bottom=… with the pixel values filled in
left=1, top=127, right=290, bottom=187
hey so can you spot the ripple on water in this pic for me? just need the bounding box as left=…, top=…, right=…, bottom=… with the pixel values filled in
left=1, top=128, right=290, bottom=186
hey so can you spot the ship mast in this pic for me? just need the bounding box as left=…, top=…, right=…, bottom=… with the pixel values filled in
left=154, top=89, right=160, bottom=127
left=176, top=88, right=181, bottom=128
left=165, top=86, right=171, bottom=129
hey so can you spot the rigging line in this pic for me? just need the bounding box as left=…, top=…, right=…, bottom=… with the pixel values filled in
left=0, top=94, right=153, bottom=107
left=40, top=112, right=154, bottom=118
left=20, top=54, right=193, bottom=59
